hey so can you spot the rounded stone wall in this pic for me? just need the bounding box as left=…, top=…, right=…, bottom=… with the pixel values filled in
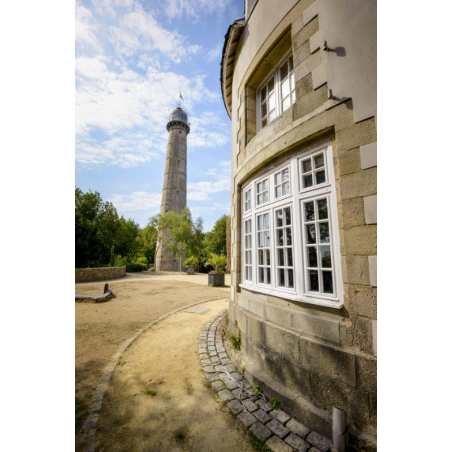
left=75, top=266, right=126, bottom=283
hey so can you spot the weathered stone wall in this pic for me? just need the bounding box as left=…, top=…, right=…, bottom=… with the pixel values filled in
left=226, top=0, right=377, bottom=448
left=75, top=266, right=126, bottom=283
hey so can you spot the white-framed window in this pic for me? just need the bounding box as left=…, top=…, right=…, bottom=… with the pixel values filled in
left=274, top=167, right=290, bottom=198
left=244, top=218, right=253, bottom=282
left=243, top=188, right=252, bottom=213
left=256, top=212, right=271, bottom=285
left=258, top=53, right=296, bottom=130
left=240, top=143, right=343, bottom=308
left=256, top=178, right=269, bottom=206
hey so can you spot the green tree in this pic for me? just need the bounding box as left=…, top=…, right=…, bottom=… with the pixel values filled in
left=205, top=215, right=227, bottom=255
left=167, top=207, right=194, bottom=272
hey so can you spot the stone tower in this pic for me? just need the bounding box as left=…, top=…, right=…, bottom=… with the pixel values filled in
left=155, top=107, right=190, bottom=271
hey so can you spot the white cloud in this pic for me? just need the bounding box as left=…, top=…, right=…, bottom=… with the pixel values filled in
left=109, top=191, right=161, bottom=211
left=205, top=43, right=223, bottom=63
left=110, top=4, right=201, bottom=63
left=188, top=160, right=230, bottom=201
left=164, top=0, right=233, bottom=21
left=75, top=1, right=103, bottom=51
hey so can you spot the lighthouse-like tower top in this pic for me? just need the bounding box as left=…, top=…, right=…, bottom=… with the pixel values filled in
left=167, top=107, right=190, bottom=133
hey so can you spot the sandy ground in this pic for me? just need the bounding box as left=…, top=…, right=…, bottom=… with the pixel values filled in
left=96, top=298, right=254, bottom=452
left=75, top=274, right=229, bottom=449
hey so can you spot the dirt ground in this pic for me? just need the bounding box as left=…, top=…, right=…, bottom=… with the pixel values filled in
left=96, top=298, right=254, bottom=452
left=75, top=274, right=229, bottom=449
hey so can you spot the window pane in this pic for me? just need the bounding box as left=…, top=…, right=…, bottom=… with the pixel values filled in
left=280, top=61, right=288, bottom=81
left=287, top=269, right=294, bottom=288
left=283, top=182, right=290, bottom=195
left=265, top=249, right=270, bottom=265
left=261, top=85, right=267, bottom=100
left=258, top=215, right=263, bottom=230
left=319, top=222, right=330, bottom=243
left=307, top=224, right=316, bottom=244
left=316, top=170, right=326, bottom=185
left=314, top=154, right=324, bottom=168
left=320, top=246, right=331, bottom=268
left=309, top=270, right=319, bottom=291
left=283, top=169, right=289, bottom=181
left=269, top=93, right=276, bottom=111
left=302, top=159, right=312, bottom=173
left=322, top=271, right=333, bottom=293
left=257, top=182, right=262, bottom=192
left=275, top=172, right=282, bottom=185
left=258, top=250, right=264, bottom=264
left=268, top=77, right=274, bottom=93
left=276, top=209, right=283, bottom=227
left=264, top=192, right=269, bottom=202
left=303, top=174, right=313, bottom=188
left=290, top=72, right=295, bottom=90
left=317, top=199, right=328, bottom=219
left=308, top=247, right=318, bottom=267
left=263, top=180, right=268, bottom=190
left=284, top=207, right=291, bottom=225
left=266, top=267, right=271, bottom=284
left=245, top=235, right=250, bottom=248
left=286, top=227, right=292, bottom=246
left=277, top=229, right=284, bottom=246
left=263, top=212, right=269, bottom=228
left=269, top=109, right=276, bottom=122
left=276, top=186, right=282, bottom=197
left=305, top=202, right=315, bottom=221
left=278, top=248, right=284, bottom=266
left=259, top=267, right=264, bottom=283
left=289, top=55, right=293, bottom=71
left=265, top=231, right=270, bottom=247
left=282, top=79, right=290, bottom=99
left=279, top=268, right=285, bottom=287
left=282, top=96, right=291, bottom=112
left=261, top=102, right=267, bottom=117
left=258, top=232, right=263, bottom=247
left=286, top=248, right=293, bottom=266
left=257, top=194, right=263, bottom=205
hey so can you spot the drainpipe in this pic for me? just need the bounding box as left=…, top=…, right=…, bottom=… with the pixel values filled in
left=332, top=407, right=348, bottom=452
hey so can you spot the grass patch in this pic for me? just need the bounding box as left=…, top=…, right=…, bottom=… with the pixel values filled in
left=144, top=389, right=157, bottom=396
left=270, top=398, right=281, bottom=410
left=228, top=331, right=241, bottom=351
left=249, top=432, right=273, bottom=451
left=253, top=386, right=260, bottom=395
left=75, top=397, right=90, bottom=430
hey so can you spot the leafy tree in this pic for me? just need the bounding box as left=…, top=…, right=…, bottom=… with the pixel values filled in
left=167, top=207, right=194, bottom=272
left=205, top=215, right=227, bottom=255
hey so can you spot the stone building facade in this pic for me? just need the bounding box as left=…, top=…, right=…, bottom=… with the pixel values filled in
left=156, top=107, right=190, bottom=271
left=221, top=0, right=376, bottom=449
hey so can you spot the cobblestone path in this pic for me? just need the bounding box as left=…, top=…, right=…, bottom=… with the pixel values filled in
left=200, top=311, right=336, bottom=452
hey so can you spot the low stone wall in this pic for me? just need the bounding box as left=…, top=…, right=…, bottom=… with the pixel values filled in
left=75, top=266, right=126, bottom=283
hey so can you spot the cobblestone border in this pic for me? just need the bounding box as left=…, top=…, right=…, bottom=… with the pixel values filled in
left=199, top=311, right=337, bottom=452
left=78, top=297, right=228, bottom=452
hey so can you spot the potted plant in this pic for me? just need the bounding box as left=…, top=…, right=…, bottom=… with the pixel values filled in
left=206, top=253, right=227, bottom=286
left=183, top=256, right=198, bottom=275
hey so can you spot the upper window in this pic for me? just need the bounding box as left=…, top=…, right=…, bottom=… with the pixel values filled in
left=244, top=188, right=252, bottom=212
left=241, top=144, right=343, bottom=308
left=258, top=53, right=296, bottom=130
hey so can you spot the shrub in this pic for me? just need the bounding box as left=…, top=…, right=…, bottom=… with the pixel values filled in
left=184, top=256, right=199, bottom=268
left=206, top=253, right=227, bottom=273
left=126, top=263, right=147, bottom=272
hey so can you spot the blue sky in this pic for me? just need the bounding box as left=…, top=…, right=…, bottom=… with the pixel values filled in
left=75, top=0, right=243, bottom=231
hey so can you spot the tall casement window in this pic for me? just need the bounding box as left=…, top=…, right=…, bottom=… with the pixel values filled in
left=241, top=144, right=343, bottom=308
left=258, top=53, right=295, bottom=130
